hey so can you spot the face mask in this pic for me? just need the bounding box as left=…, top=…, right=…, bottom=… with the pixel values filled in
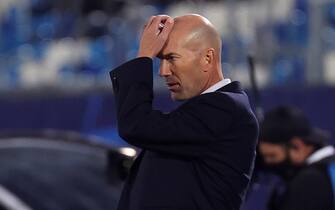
left=264, top=158, right=303, bottom=181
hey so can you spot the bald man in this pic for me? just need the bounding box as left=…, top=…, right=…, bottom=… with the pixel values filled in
left=110, top=14, right=259, bottom=210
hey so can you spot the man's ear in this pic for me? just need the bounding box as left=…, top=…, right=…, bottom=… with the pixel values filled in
left=201, top=48, right=215, bottom=72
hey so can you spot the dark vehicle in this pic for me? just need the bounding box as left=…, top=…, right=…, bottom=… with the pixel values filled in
left=0, top=130, right=135, bottom=210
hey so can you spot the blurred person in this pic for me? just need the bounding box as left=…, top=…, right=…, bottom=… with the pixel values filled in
left=259, top=106, right=334, bottom=210
left=110, top=14, right=259, bottom=210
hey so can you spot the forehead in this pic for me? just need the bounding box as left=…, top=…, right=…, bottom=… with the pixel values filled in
left=161, top=30, right=184, bottom=54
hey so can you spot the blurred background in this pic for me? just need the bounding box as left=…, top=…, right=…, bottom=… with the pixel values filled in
left=0, top=0, right=334, bottom=209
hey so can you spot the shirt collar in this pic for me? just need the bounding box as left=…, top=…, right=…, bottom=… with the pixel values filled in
left=201, top=78, right=231, bottom=94
left=306, top=145, right=335, bottom=165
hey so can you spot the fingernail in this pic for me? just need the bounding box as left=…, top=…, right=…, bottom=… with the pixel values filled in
left=168, top=18, right=173, bottom=23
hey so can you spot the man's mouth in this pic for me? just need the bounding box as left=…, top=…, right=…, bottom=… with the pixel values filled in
left=166, top=82, right=180, bottom=92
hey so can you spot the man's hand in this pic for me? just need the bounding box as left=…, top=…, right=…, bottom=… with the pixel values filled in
left=137, top=15, right=174, bottom=58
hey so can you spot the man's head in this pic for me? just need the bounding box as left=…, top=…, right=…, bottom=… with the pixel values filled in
left=259, top=106, right=329, bottom=167
left=157, top=14, right=223, bottom=101
left=259, top=142, right=287, bottom=165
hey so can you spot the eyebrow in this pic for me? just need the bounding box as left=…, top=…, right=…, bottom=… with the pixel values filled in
left=157, top=52, right=181, bottom=59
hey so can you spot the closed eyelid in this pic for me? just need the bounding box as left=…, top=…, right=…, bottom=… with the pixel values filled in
left=168, top=54, right=181, bottom=60
left=162, top=53, right=180, bottom=58
left=159, top=55, right=174, bottom=61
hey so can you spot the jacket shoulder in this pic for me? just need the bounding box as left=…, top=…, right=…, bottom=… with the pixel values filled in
left=194, top=91, right=253, bottom=115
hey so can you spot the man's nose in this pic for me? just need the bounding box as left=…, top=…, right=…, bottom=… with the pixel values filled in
left=159, top=60, right=172, bottom=77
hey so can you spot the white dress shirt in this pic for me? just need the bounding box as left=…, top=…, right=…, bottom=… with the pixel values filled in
left=201, top=78, right=231, bottom=94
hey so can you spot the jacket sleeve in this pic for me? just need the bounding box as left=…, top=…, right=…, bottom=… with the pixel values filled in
left=110, top=57, right=235, bottom=157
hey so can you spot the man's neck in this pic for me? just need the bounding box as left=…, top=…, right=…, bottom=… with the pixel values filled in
left=201, top=69, right=224, bottom=91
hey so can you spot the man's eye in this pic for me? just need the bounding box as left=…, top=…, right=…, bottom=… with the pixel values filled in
left=168, top=57, right=176, bottom=61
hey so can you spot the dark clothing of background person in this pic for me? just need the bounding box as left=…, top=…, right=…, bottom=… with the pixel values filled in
left=280, top=147, right=335, bottom=210
left=110, top=57, right=259, bottom=210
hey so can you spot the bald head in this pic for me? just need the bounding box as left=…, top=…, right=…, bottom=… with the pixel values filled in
left=158, top=14, right=224, bottom=101
left=171, top=14, right=222, bottom=61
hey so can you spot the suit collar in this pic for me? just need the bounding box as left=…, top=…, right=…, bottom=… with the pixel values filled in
left=216, top=81, right=243, bottom=93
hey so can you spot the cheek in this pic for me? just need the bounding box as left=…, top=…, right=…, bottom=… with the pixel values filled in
left=173, top=60, right=193, bottom=82
left=289, top=149, right=302, bottom=163
left=289, top=149, right=295, bottom=158
left=183, top=70, right=202, bottom=91
left=184, top=60, right=203, bottom=82
left=174, top=56, right=202, bottom=91
left=276, top=151, right=286, bottom=161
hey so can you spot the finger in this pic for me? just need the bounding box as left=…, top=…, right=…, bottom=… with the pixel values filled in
left=156, top=22, right=165, bottom=36
left=144, top=16, right=156, bottom=29
left=158, top=17, right=174, bottom=39
left=151, top=15, right=171, bottom=36
left=150, top=15, right=171, bottom=30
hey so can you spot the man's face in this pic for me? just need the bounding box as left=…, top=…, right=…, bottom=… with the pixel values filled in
left=259, top=141, right=303, bottom=180
left=259, top=142, right=287, bottom=165
left=157, top=30, right=207, bottom=101
left=288, top=138, right=313, bottom=165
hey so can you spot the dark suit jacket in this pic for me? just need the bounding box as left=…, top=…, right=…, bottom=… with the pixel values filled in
left=280, top=154, right=335, bottom=210
left=110, top=57, right=259, bottom=210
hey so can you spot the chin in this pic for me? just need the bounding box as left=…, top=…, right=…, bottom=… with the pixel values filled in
left=170, top=92, right=190, bottom=101
left=171, top=95, right=182, bottom=101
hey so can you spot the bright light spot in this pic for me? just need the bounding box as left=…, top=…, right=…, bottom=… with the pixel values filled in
left=119, top=147, right=137, bottom=157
